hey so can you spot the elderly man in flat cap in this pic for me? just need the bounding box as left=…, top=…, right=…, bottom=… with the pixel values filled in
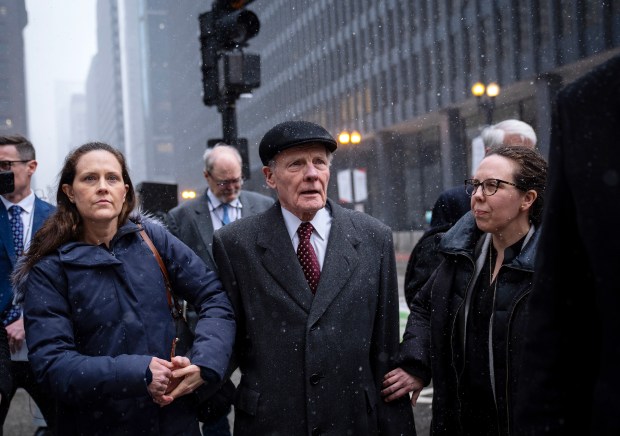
left=213, top=120, right=415, bottom=436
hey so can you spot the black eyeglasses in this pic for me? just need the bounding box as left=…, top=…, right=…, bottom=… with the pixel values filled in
left=208, top=172, right=244, bottom=187
left=464, top=178, right=523, bottom=196
left=0, top=160, right=30, bottom=171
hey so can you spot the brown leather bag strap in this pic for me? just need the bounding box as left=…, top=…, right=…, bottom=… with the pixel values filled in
left=138, top=225, right=183, bottom=321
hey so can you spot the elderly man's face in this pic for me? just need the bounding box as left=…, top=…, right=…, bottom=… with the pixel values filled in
left=263, top=143, right=330, bottom=221
left=204, top=153, right=243, bottom=203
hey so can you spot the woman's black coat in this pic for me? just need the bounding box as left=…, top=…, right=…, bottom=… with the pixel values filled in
left=399, top=213, right=540, bottom=435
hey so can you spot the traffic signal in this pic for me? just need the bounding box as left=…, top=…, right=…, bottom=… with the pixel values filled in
left=213, top=7, right=259, bottom=49
left=199, top=0, right=261, bottom=107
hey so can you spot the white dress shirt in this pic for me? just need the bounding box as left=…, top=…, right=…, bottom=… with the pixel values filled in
left=281, top=205, right=332, bottom=270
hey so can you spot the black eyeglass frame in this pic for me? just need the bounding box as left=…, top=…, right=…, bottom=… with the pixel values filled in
left=464, top=178, right=525, bottom=196
left=207, top=171, right=245, bottom=187
left=0, top=160, right=31, bottom=171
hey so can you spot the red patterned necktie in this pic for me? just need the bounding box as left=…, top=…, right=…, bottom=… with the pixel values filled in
left=297, top=222, right=320, bottom=294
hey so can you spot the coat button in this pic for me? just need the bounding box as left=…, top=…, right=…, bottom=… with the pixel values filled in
left=311, top=427, right=322, bottom=436
left=309, top=373, right=322, bottom=385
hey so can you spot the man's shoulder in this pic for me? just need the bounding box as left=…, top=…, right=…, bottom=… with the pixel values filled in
left=332, top=202, right=390, bottom=233
left=168, top=197, right=204, bottom=216
left=34, top=196, right=55, bottom=214
left=217, top=206, right=275, bottom=238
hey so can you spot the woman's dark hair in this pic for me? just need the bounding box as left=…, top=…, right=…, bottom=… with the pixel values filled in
left=486, top=145, right=548, bottom=225
left=18, top=142, right=136, bottom=276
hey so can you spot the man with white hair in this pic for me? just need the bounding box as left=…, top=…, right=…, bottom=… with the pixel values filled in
left=481, top=119, right=537, bottom=150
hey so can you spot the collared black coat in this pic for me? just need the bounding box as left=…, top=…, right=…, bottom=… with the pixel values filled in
left=515, top=54, right=620, bottom=436
left=213, top=199, right=415, bottom=436
left=400, top=212, right=540, bottom=435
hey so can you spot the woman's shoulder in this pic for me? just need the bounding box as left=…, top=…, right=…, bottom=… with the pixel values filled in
left=13, top=251, right=63, bottom=303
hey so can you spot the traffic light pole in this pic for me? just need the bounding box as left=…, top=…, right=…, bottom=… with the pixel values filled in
left=221, top=98, right=238, bottom=144
left=199, top=0, right=260, bottom=177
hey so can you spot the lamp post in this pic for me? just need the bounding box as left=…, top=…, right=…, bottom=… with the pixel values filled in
left=471, top=82, right=501, bottom=125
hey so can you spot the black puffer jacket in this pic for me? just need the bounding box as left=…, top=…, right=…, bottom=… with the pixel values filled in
left=399, top=212, right=541, bottom=436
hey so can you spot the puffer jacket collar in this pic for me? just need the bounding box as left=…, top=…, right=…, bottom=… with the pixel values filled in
left=438, top=212, right=539, bottom=272
left=14, top=212, right=163, bottom=297
left=58, top=219, right=142, bottom=267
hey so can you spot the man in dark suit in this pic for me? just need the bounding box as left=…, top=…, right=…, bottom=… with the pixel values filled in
left=0, top=135, right=55, bottom=435
left=213, top=121, right=415, bottom=436
left=515, top=55, right=620, bottom=435
left=167, top=143, right=274, bottom=272
left=167, top=143, right=272, bottom=435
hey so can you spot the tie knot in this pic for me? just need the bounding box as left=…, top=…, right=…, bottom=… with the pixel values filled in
left=9, top=205, right=22, bottom=217
left=297, top=222, right=314, bottom=241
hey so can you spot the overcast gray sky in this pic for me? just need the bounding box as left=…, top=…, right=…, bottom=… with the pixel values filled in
left=23, top=0, right=97, bottom=198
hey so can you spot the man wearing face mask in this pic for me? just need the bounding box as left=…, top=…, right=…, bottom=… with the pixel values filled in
left=0, top=135, right=55, bottom=435
left=166, top=143, right=273, bottom=435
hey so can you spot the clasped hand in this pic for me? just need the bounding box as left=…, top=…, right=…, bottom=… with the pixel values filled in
left=148, top=356, right=204, bottom=407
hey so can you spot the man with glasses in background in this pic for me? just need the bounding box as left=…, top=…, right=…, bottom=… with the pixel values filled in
left=0, top=135, right=55, bottom=436
left=166, top=143, right=273, bottom=436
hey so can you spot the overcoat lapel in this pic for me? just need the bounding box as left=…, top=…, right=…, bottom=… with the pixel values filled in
left=239, top=192, right=254, bottom=218
left=257, top=205, right=313, bottom=313
left=308, top=203, right=360, bottom=326
left=32, top=197, right=48, bottom=234
left=193, top=196, right=216, bottom=263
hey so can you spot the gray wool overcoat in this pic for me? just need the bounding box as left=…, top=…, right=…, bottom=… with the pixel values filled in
left=213, top=199, right=415, bottom=436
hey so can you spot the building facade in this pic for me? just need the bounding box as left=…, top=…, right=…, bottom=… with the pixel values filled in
left=0, top=0, right=27, bottom=135
left=86, top=0, right=125, bottom=154
left=160, top=1, right=619, bottom=230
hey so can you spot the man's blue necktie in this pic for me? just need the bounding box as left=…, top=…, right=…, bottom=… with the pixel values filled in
left=4, top=206, right=24, bottom=325
left=9, top=205, right=24, bottom=256
left=221, top=203, right=230, bottom=225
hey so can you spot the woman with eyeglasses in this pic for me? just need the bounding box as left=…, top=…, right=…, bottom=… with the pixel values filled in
left=382, top=145, right=547, bottom=436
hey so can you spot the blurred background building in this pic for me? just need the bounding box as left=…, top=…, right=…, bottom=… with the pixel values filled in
left=0, top=0, right=28, bottom=135
left=163, top=0, right=620, bottom=230
left=4, top=0, right=620, bottom=228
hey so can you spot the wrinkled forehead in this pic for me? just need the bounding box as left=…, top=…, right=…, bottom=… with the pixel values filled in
left=475, top=154, right=517, bottom=180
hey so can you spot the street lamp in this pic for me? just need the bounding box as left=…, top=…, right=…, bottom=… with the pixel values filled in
left=338, top=130, right=361, bottom=145
left=181, top=189, right=197, bottom=200
left=471, top=81, right=501, bottom=125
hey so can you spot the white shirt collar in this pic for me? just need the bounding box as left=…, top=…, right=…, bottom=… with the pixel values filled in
left=1, top=191, right=35, bottom=215
left=206, top=189, right=242, bottom=210
left=281, top=205, right=331, bottom=243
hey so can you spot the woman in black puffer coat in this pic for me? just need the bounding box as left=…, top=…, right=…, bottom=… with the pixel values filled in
left=382, top=145, right=547, bottom=436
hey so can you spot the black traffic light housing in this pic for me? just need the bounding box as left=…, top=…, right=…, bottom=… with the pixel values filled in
left=199, top=0, right=260, bottom=180
left=199, top=1, right=261, bottom=107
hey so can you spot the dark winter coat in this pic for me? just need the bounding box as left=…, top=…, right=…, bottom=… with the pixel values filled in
left=213, top=200, right=415, bottom=436
left=400, top=212, right=540, bottom=436
left=515, top=54, right=620, bottom=435
left=15, top=215, right=236, bottom=436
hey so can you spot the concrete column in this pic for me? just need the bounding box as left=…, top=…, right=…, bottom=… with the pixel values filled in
left=439, top=108, right=466, bottom=188
left=535, top=73, right=563, bottom=158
